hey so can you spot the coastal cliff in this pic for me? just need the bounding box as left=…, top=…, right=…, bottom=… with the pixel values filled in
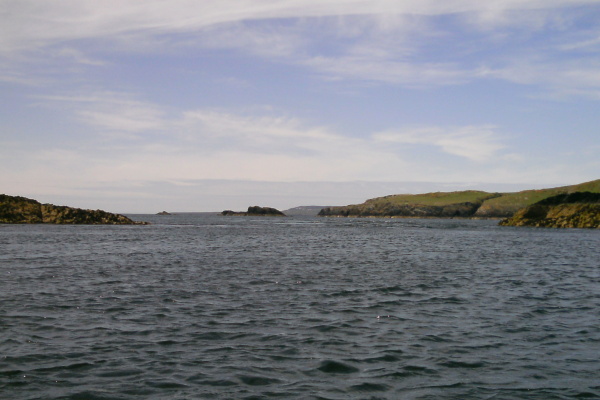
left=499, top=192, right=600, bottom=228
left=222, top=206, right=286, bottom=216
left=0, top=194, right=143, bottom=224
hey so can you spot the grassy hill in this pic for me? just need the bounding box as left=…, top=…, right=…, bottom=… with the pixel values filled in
left=363, top=191, right=499, bottom=207
left=475, top=179, right=600, bottom=217
left=318, top=179, right=600, bottom=218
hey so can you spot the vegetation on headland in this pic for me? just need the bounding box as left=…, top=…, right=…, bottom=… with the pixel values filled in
left=222, top=206, right=286, bottom=217
left=499, top=192, right=600, bottom=228
left=318, top=179, right=600, bottom=221
left=0, top=194, right=146, bottom=225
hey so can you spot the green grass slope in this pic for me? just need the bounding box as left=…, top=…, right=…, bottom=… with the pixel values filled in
left=363, top=191, right=499, bottom=207
left=475, top=179, right=600, bottom=217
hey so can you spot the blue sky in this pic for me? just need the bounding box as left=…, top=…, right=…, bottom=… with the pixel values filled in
left=1, top=1, right=599, bottom=213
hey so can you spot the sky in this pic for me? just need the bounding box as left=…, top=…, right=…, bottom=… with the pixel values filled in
left=1, top=0, right=599, bottom=213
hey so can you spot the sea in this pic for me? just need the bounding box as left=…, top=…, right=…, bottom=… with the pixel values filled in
left=1, top=214, right=599, bottom=400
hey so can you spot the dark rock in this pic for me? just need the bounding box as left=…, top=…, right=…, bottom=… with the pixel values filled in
left=156, top=211, right=171, bottom=215
left=221, top=206, right=286, bottom=217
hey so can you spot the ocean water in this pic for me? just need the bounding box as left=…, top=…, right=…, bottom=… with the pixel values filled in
left=1, top=214, right=599, bottom=400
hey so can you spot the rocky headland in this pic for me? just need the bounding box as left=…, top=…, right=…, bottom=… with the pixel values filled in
left=319, top=191, right=499, bottom=218
left=499, top=192, right=600, bottom=228
left=0, top=194, right=145, bottom=224
left=318, top=179, right=600, bottom=220
left=221, top=206, right=286, bottom=217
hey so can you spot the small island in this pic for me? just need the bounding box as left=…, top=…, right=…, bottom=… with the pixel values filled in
left=221, top=206, right=286, bottom=217
left=156, top=211, right=172, bottom=215
left=499, top=192, right=600, bottom=228
left=0, top=194, right=146, bottom=225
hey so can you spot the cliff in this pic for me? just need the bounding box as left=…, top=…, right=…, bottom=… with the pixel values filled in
left=222, top=206, right=286, bottom=217
left=0, top=194, right=144, bottom=224
left=318, top=179, right=600, bottom=219
left=499, top=192, right=600, bottom=228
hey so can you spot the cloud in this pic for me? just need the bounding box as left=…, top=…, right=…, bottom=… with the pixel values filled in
left=374, top=125, right=504, bottom=162
left=2, top=1, right=597, bottom=53
left=480, top=58, right=600, bottom=99
left=25, top=91, right=404, bottom=181
left=3, top=0, right=600, bottom=96
left=35, top=92, right=168, bottom=134
left=305, top=56, right=470, bottom=86
left=56, top=48, right=106, bottom=66
left=22, top=89, right=513, bottom=187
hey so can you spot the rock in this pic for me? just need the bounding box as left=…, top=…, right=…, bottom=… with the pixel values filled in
left=156, top=211, right=171, bottom=215
left=0, top=194, right=43, bottom=223
left=221, top=206, right=286, bottom=216
left=499, top=192, right=600, bottom=228
left=0, top=194, right=146, bottom=225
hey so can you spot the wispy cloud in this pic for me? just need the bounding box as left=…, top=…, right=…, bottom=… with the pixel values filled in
left=3, top=1, right=600, bottom=95
left=35, top=92, right=168, bottom=134
left=305, top=56, right=470, bottom=86
left=374, top=125, right=505, bottom=162
left=23, top=90, right=513, bottom=182
left=480, top=58, right=600, bottom=99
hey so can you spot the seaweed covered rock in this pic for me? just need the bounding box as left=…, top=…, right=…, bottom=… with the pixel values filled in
left=499, top=192, right=600, bottom=228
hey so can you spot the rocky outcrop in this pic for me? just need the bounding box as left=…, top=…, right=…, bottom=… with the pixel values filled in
left=0, top=194, right=145, bottom=224
left=473, top=203, right=525, bottom=218
left=499, top=192, right=600, bottom=228
left=222, top=206, right=286, bottom=216
left=156, top=211, right=171, bottom=215
left=0, top=195, right=44, bottom=223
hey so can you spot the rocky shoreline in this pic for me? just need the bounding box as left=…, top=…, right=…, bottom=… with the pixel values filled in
left=0, top=194, right=146, bottom=225
left=499, top=192, right=600, bottom=228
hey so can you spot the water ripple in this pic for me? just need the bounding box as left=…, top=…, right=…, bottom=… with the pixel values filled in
left=1, top=216, right=599, bottom=399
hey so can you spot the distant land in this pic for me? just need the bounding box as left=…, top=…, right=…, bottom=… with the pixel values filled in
left=318, top=179, right=600, bottom=220
left=0, top=194, right=146, bottom=224
left=283, top=206, right=332, bottom=217
left=222, top=206, right=286, bottom=217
